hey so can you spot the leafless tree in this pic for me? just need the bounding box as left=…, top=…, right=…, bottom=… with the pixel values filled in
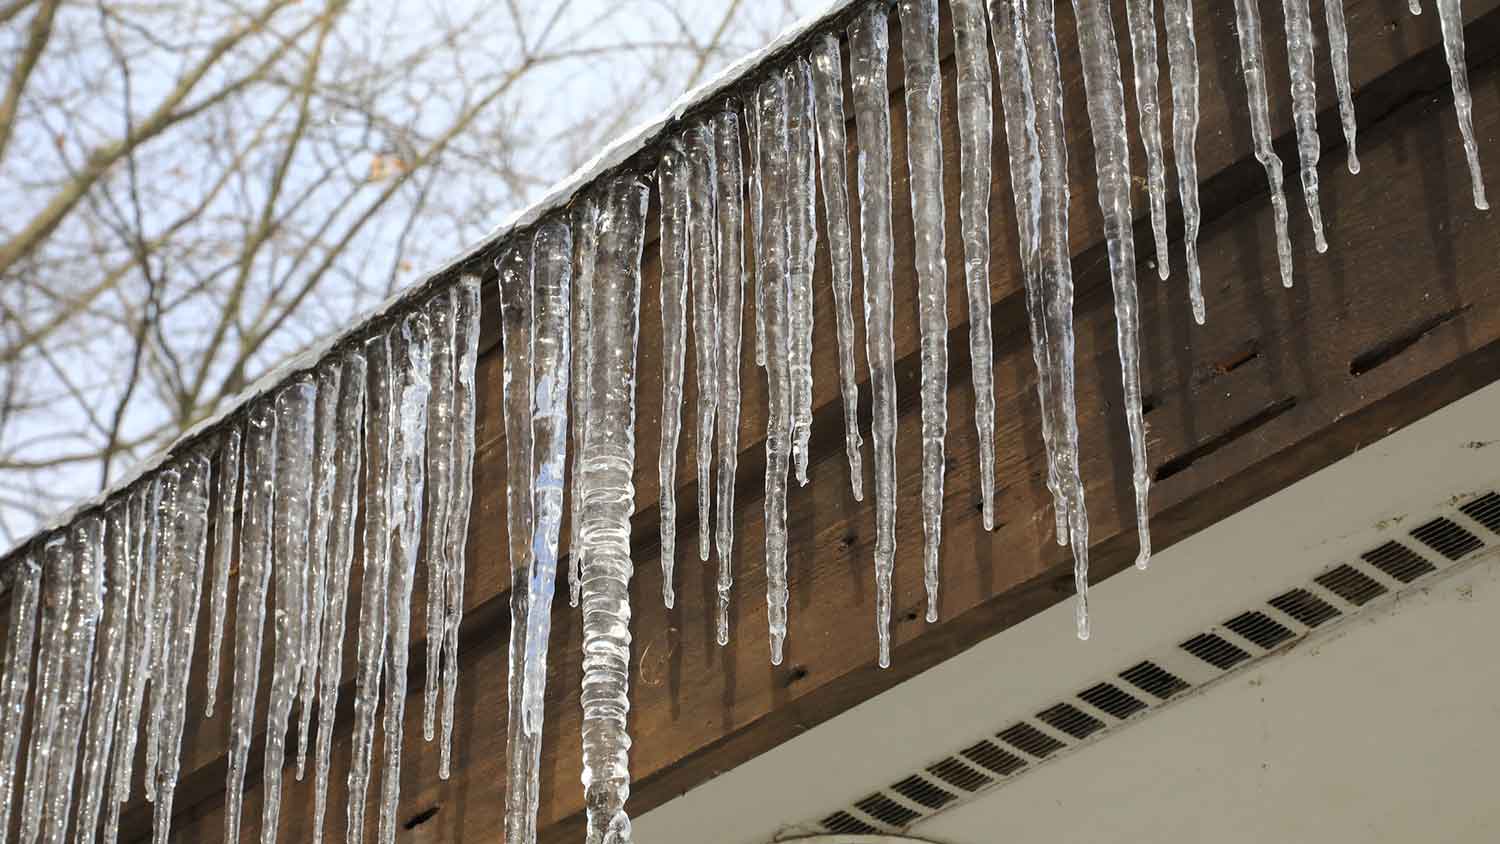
left=0, top=0, right=814, bottom=543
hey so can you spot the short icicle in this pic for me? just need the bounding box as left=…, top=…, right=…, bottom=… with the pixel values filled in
left=18, top=535, right=72, bottom=844
left=809, top=34, right=866, bottom=503
left=569, top=201, right=599, bottom=610
left=378, top=312, right=431, bottom=844
left=298, top=361, right=342, bottom=779
left=312, top=348, right=367, bottom=844
left=1437, top=0, right=1490, bottom=209
left=1163, top=0, right=1205, bottom=321
left=950, top=0, right=998, bottom=531
left=577, top=174, right=649, bottom=844
left=203, top=426, right=242, bottom=719
left=0, top=553, right=41, bottom=841
left=850, top=6, right=899, bottom=667
left=263, top=379, right=317, bottom=844
left=756, top=68, right=794, bottom=666
left=422, top=296, right=453, bottom=745
left=1121, top=0, right=1171, bottom=277
left=1070, top=0, right=1153, bottom=570
left=787, top=57, right=819, bottom=487
left=1282, top=0, right=1330, bottom=250
left=1325, top=0, right=1360, bottom=173
left=685, top=123, right=720, bottom=559
left=713, top=107, right=746, bottom=646
left=657, top=139, right=689, bottom=608
left=1232, top=0, right=1296, bottom=287
left=73, top=501, right=132, bottom=841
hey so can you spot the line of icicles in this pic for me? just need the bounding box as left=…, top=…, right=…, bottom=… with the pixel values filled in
left=0, top=281, right=480, bottom=844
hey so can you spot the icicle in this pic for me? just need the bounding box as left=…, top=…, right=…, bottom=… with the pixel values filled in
left=900, top=0, right=951, bottom=624
left=950, top=1, right=998, bottom=532
left=578, top=174, right=649, bottom=844
left=41, top=514, right=103, bottom=844
left=658, top=140, right=689, bottom=609
left=1232, top=0, right=1295, bottom=287
left=142, top=476, right=173, bottom=802
left=1410, top=0, right=1422, bottom=13
left=151, top=454, right=210, bottom=844
left=298, top=362, right=342, bottom=779
left=685, top=123, right=720, bottom=558
left=1026, top=0, right=1093, bottom=639
left=1071, top=0, right=1153, bottom=570
left=787, top=58, right=818, bottom=487
left=756, top=68, right=794, bottom=666
left=570, top=200, right=600, bottom=610
left=498, top=238, right=539, bottom=844
left=810, top=35, right=866, bottom=503
left=225, top=399, right=276, bottom=844
left=312, top=348, right=367, bottom=844
left=0, top=553, right=41, bottom=841
left=1163, top=0, right=1205, bottom=321
left=378, top=312, right=431, bottom=844
left=204, top=426, right=242, bottom=718
left=748, top=101, right=767, bottom=371
left=103, top=481, right=161, bottom=842
left=73, top=501, right=131, bottom=842
left=262, top=378, right=317, bottom=844
left=850, top=7, right=899, bottom=667
left=1438, top=0, right=1490, bottom=209
left=1121, top=0, right=1171, bottom=277
left=1325, top=0, right=1360, bottom=173
left=712, top=107, right=746, bottom=646
left=989, top=0, right=1070, bottom=545
left=422, top=297, right=453, bottom=746
left=1282, top=0, right=1330, bottom=250
left=346, top=331, right=395, bottom=843
left=17, top=535, right=71, bottom=844
left=439, top=277, right=480, bottom=779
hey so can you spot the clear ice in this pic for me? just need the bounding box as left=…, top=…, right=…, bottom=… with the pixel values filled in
left=570, top=200, right=600, bottom=611
left=712, top=107, right=746, bottom=646
left=0, top=553, right=40, bottom=841
left=298, top=361, right=342, bottom=779
left=1232, top=0, right=1296, bottom=287
left=787, top=57, right=819, bottom=487
left=42, top=514, right=103, bottom=843
left=686, top=123, right=720, bottom=560
left=104, top=482, right=161, bottom=842
left=1281, top=0, right=1330, bottom=251
left=657, top=139, right=689, bottom=608
left=1164, top=0, right=1206, bottom=321
left=1325, top=0, right=1360, bottom=173
left=422, top=296, right=453, bottom=745
left=18, top=535, right=71, bottom=844
left=1121, top=0, right=1171, bottom=276
left=204, top=426, right=242, bottom=719
left=1438, top=0, right=1490, bottom=209
left=73, top=501, right=131, bottom=841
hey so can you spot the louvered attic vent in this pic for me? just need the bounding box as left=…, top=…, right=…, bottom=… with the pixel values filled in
left=810, top=489, right=1500, bottom=836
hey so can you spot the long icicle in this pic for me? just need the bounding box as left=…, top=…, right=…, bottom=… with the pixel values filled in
left=1027, top=0, right=1093, bottom=639
left=578, top=174, right=649, bottom=844
left=312, top=348, right=367, bottom=844
left=1232, top=0, right=1296, bottom=287
left=787, top=57, right=819, bottom=487
left=850, top=6, right=899, bottom=668
left=204, top=427, right=241, bottom=719
left=1071, top=0, right=1153, bottom=570
left=347, top=330, right=394, bottom=844
left=713, top=107, right=746, bottom=645
left=142, top=474, right=174, bottom=802
left=151, top=454, right=211, bottom=844
left=18, top=535, right=71, bottom=844
left=658, top=139, right=689, bottom=608
left=901, top=0, right=951, bottom=624
left=1163, top=0, right=1205, bottom=321
left=439, top=277, right=480, bottom=779
left=262, top=378, right=317, bottom=844
left=73, top=501, right=131, bottom=841
left=1437, top=0, right=1490, bottom=209
left=0, top=553, right=41, bottom=842
left=749, top=98, right=767, bottom=371
left=499, top=238, right=538, bottom=844
left=422, top=295, right=454, bottom=746
left=378, top=312, right=431, bottom=844
left=686, top=123, right=720, bottom=559
left=42, top=513, right=104, bottom=843
left=757, top=68, right=794, bottom=666
left=1325, top=0, right=1360, bottom=173
left=569, top=200, right=599, bottom=610
left=809, top=34, right=866, bottom=503
left=951, top=0, right=998, bottom=531
left=1282, top=0, right=1330, bottom=251
left=1121, top=0, right=1171, bottom=277
left=298, top=361, right=343, bottom=780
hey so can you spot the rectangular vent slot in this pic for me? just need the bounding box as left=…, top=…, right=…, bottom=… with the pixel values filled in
left=822, top=810, right=879, bottom=835
left=997, top=722, right=1067, bottom=759
left=854, top=793, right=921, bottom=829
left=1120, top=660, right=1191, bottom=700
left=890, top=774, right=957, bottom=810
left=1360, top=540, right=1436, bottom=583
left=1078, top=682, right=1148, bottom=720
left=1268, top=587, right=1341, bottom=628
left=1459, top=492, right=1500, bottom=533
left=1409, top=517, right=1483, bottom=560
left=1181, top=632, right=1252, bottom=670
left=1036, top=702, right=1106, bottom=739
left=1315, top=564, right=1388, bottom=606
left=1223, top=610, right=1295, bottom=650
left=960, top=739, right=1026, bottom=776
left=928, top=756, right=993, bottom=792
